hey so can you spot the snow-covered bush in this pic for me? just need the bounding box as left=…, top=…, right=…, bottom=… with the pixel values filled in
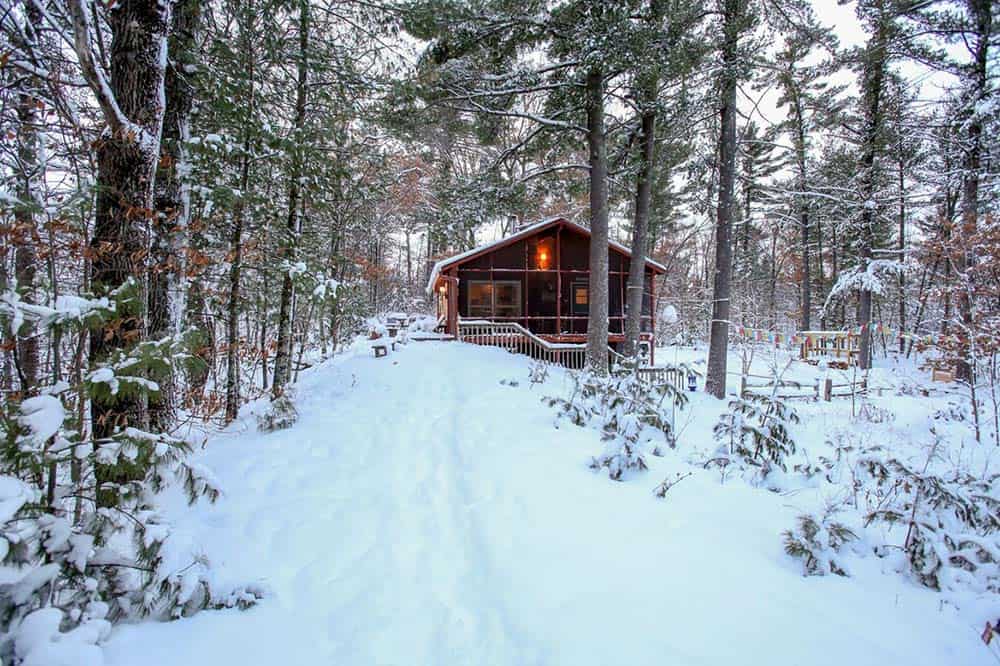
left=790, top=428, right=999, bottom=601
left=256, top=392, right=299, bottom=433
left=856, top=446, right=999, bottom=593
left=712, top=394, right=799, bottom=484
left=856, top=401, right=894, bottom=424
left=544, top=362, right=688, bottom=481
left=783, top=509, right=857, bottom=577
left=527, top=359, right=549, bottom=388
left=0, top=281, right=262, bottom=663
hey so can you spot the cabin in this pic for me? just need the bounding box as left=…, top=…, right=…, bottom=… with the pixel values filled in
left=427, top=217, right=666, bottom=358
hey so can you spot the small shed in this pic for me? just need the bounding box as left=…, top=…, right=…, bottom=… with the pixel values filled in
left=426, top=217, right=667, bottom=351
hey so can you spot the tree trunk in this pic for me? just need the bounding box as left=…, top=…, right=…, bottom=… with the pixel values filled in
left=897, top=141, right=906, bottom=352
left=585, top=67, right=610, bottom=375
left=68, top=0, right=175, bottom=506
left=856, top=11, right=889, bottom=371
left=224, top=146, right=250, bottom=423
left=272, top=0, right=309, bottom=396
left=13, top=14, right=43, bottom=395
left=792, top=98, right=810, bottom=331
left=624, top=108, right=656, bottom=358
left=954, top=0, right=991, bottom=384
left=624, top=0, right=665, bottom=359
left=149, top=0, right=202, bottom=429
left=705, top=0, right=741, bottom=399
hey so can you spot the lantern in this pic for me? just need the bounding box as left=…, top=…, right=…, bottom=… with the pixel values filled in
left=687, top=372, right=697, bottom=392
left=438, top=284, right=446, bottom=294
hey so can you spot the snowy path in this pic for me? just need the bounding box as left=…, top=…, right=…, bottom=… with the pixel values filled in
left=104, top=344, right=989, bottom=666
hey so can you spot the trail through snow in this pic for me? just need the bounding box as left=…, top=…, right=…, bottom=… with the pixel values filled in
left=104, top=343, right=990, bottom=666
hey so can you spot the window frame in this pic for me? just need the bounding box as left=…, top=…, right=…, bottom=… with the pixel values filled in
left=467, top=279, right=522, bottom=318
left=571, top=279, right=589, bottom=315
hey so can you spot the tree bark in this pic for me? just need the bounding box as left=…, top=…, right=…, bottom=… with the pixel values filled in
left=705, top=0, right=741, bottom=399
left=856, top=8, right=889, bottom=371
left=897, top=139, right=906, bottom=352
left=149, top=0, right=202, bottom=429
left=585, top=67, right=610, bottom=375
left=272, top=0, right=310, bottom=396
left=13, top=7, right=43, bottom=395
left=624, top=0, right=665, bottom=359
left=225, top=142, right=250, bottom=423
left=954, top=0, right=991, bottom=383
left=792, top=96, right=811, bottom=331
left=68, top=0, right=175, bottom=506
left=624, top=107, right=657, bottom=358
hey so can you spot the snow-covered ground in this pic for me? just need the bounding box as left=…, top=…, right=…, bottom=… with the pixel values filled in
left=103, top=342, right=994, bottom=665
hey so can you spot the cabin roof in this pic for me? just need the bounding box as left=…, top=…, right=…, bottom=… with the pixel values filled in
left=425, top=216, right=667, bottom=294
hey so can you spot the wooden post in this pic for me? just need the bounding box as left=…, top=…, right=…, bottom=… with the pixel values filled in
left=823, top=377, right=832, bottom=402
left=649, top=271, right=656, bottom=366
left=446, top=274, right=458, bottom=336
left=556, top=225, right=562, bottom=335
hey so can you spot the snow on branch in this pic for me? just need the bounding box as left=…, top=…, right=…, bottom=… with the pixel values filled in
left=824, top=260, right=906, bottom=310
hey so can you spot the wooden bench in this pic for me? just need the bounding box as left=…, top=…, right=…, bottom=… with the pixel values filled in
left=372, top=340, right=398, bottom=358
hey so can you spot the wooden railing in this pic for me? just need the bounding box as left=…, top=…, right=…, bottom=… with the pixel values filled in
left=635, top=365, right=688, bottom=389
left=458, top=320, right=690, bottom=393
left=457, top=319, right=589, bottom=369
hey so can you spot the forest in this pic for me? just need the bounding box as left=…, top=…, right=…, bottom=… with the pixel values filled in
left=0, top=0, right=997, bottom=663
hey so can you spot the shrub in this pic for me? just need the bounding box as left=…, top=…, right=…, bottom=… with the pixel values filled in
left=544, top=362, right=688, bottom=481
left=712, top=394, right=799, bottom=483
left=783, top=510, right=857, bottom=577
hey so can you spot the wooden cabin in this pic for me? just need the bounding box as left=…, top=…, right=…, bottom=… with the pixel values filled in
left=427, top=217, right=667, bottom=355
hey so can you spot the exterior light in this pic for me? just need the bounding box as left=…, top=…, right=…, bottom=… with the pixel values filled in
left=438, top=285, right=446, bottom=294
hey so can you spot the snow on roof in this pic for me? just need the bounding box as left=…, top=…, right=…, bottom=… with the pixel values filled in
left=425, top=217, right=667, bottom=295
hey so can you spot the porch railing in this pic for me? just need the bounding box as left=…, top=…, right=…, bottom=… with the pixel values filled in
left=457, top=320, right=686, bottom=392
left=457, top=319, right=588, bottom=369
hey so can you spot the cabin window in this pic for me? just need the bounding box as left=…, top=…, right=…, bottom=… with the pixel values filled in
left=572, top=280, right=588, bottom=315
left=494, top=281, right=522, bottom=317
left=468, top=282, right=493, bottom=317
left=467, top=280, right=521, bottom=318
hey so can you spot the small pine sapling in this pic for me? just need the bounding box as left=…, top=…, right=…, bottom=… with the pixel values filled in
left=257, top=391, right=299, bottom=433
left=527, top=359, right=549, bottom=388
left=712, top=393, right=800, bottom=482
left=653, top=471, right=692, bottom=499
left=783, top=509, right=857, bottom=576
left=545, top=363, right=688, bottom=481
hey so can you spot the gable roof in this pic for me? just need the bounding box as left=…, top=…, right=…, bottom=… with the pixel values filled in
left=425, top=216, right=667, bottom=294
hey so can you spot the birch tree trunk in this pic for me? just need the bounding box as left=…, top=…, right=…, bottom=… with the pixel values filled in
left=584, top=67, right=610, bottom=375
left=149, top=0, right=202, bottom=428
left=705, top=0, right=741, bottom=399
